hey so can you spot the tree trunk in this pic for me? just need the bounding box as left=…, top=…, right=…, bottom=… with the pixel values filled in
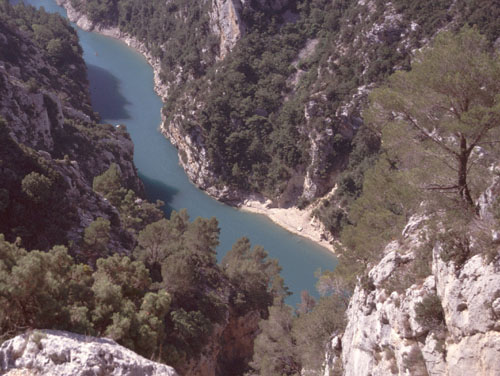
left=457, top=134, right=474, bottom=208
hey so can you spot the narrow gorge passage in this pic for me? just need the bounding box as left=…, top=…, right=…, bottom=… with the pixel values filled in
left=18, top=0, right=337, bottom=306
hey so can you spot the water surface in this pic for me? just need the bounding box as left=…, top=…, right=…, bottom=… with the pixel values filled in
left=17, top=0, right=337, bottom=306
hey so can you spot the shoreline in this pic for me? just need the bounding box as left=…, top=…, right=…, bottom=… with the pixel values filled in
left=238, top=198, right=335, bottom=254
left=57, top=0, right=336, bottom=256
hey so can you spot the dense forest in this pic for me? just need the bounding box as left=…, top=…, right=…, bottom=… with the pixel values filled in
left=0, top=3, right=286, bottom=374
left=248, top=26, right=500, bottom=375
left=67, top=0, right=500, bottom=239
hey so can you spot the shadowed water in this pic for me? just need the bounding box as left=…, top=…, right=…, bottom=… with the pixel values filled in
left=87, top=64, right=130, bottom=120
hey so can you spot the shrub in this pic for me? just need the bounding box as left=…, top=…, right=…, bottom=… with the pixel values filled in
left=415, top=293, right=444, bottom=329
left=21, top=172, right=53, bottom=204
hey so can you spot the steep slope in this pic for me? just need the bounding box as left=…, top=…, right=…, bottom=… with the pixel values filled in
left=0, top=4, right=289, bottom=376
left=0, top=1, right=142, bottom=253
left=319, top=26, right=500, bottom=375
left=323, top=199, right=500, bottom=375
left=55, top=0, right=500, bottom=242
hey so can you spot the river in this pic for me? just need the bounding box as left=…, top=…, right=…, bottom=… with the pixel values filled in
left=16, top=0, right=337, bottom=306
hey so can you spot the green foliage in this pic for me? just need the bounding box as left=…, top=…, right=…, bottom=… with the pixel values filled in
left=452, top=0, right=500, bottom=43
left=250, top=288, right=348, bottom=375
left=391, top=0, right=453, bottom=41
left=0, top=236, right=81, bottom=338
left=0, top=2, right=101, bottom=251
left=68, top=0, right=500, bottom=243
left=170, top=309, right=212, bottom=353
left=134, top=218, right=172, bottom=267
left=222, top=237, right=285, bottom=312
left=93, top=164, right=164, bottom=236
left=366, top=27, right=500, bottom=210
left=21, top=172, right=53, bottom=204
left=415, top=293, right=445, bottom=329
left=83, top=217, right=111, bottom=256
left=340, top=155, right=418, bottom=269
left=249, top=303, right=301, bottom=376
left=93, top=163, right=123, bottom=206
left=1, top=1, right=83, bottom=73
left=0, top=234, right=171, bottom=358
left=339, top=27, right=500, bottom=280
left=313, top=126, right=381, bottom=235
left=292, top=294, right=347, bottom=370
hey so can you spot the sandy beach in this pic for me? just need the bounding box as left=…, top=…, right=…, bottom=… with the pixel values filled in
left=239, top=198, right=336, bottom=255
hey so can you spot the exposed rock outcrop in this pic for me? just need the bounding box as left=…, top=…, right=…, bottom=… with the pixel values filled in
left=178, top=308, right=262, bottom=376
left=0, top=330, right=178, bottom=376
left=55, top=0, right=170, bottom=101
left=210, top=0, right=245, bottom=60
left=323, top=182, right=500, bottom=375
left=55, top=0, right=500, bottom=249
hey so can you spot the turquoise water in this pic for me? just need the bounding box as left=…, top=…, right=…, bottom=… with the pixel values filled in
left=16, top=0, right=337, bottom=306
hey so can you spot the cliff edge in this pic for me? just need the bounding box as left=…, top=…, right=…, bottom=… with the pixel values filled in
left=0, top=330, right=178, bottom=376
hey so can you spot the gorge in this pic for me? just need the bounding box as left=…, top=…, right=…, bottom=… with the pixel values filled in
left=18, top=0, right=337, bottom=308
left=2, top=0, right=500, bottom=375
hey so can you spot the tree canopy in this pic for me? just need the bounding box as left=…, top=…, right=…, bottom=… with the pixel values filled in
left=366, top=27, right=500, bottom=211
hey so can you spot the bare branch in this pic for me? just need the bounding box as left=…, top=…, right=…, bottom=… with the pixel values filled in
left=402, top=111, right=460, bottom=157
left=476, top=140, right=500, bottom=146
left=422, top=184, right=459, bottom=191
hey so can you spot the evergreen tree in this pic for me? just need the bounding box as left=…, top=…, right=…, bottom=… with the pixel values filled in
left=366, top=27, right=500, bottom=211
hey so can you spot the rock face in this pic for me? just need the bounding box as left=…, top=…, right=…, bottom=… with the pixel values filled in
left=0, top=330, right=178, bottom=376
left=323, top=188, right=500, bottom=376
left=55, top=0, right=500, bottom=244
left=178, top=308, right=262, bottom=376
left=0, top=7, right=143, bottom=253
left=210, top=0, right=245, bottom=60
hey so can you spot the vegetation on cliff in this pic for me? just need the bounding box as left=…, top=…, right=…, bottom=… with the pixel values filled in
left=2, top=1, right=500, bottom=375
left=0, top=163, right=287, bottom=374
left=0, top=0, right=143, bottom=252
left=66, top=0, right=500, bottom=241
left=0, top=4, right=286, bottom=374
left=248, top=26, right=500, bottom=375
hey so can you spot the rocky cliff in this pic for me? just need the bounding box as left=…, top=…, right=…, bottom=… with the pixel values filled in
left=0, top=330, right=178, bottom=376
left=0, top=3, right=143, bottom=253
left=53, top=0, right=500, bottom=243
left=323, top=181, right=500, bottom=376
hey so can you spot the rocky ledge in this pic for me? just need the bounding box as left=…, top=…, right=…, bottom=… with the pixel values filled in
left=323, top=187, right=500, bottom=376
left=0, top=330, right=178, bottom=376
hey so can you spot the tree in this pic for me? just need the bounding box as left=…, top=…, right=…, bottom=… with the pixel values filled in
left=365, top=27, right=500, bottom=211
left=46, top=38, right=66, bottom=64
left=21, top=172, right=53, bottom=203
left=83, top=217, right=111, bottom=255
left=249, top=304, right=301, bottom=376
left=135, top=218, right=173, bottom=266
left=222, top=237, right=285, bottom=311
left=93, top=163, right=124, bottom=207
left=295, top=290, right=316, bottom=315
left=0, top=237, right=85, bottom=337
left=292, top=294, right=347, bottom=370
left=91, top=254, right=171, bottom=357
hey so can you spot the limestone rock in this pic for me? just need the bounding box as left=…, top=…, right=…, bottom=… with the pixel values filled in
left=323, top=209, right=500, bottom=376
left=0, top=330, right=178, bottom=376
left=210, top=0, right=245, bottom=59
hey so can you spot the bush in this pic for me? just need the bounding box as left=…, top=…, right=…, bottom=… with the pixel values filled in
left=21, top=172, right=53, bottom=204
left=415, top=293, right=444, bottom=329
